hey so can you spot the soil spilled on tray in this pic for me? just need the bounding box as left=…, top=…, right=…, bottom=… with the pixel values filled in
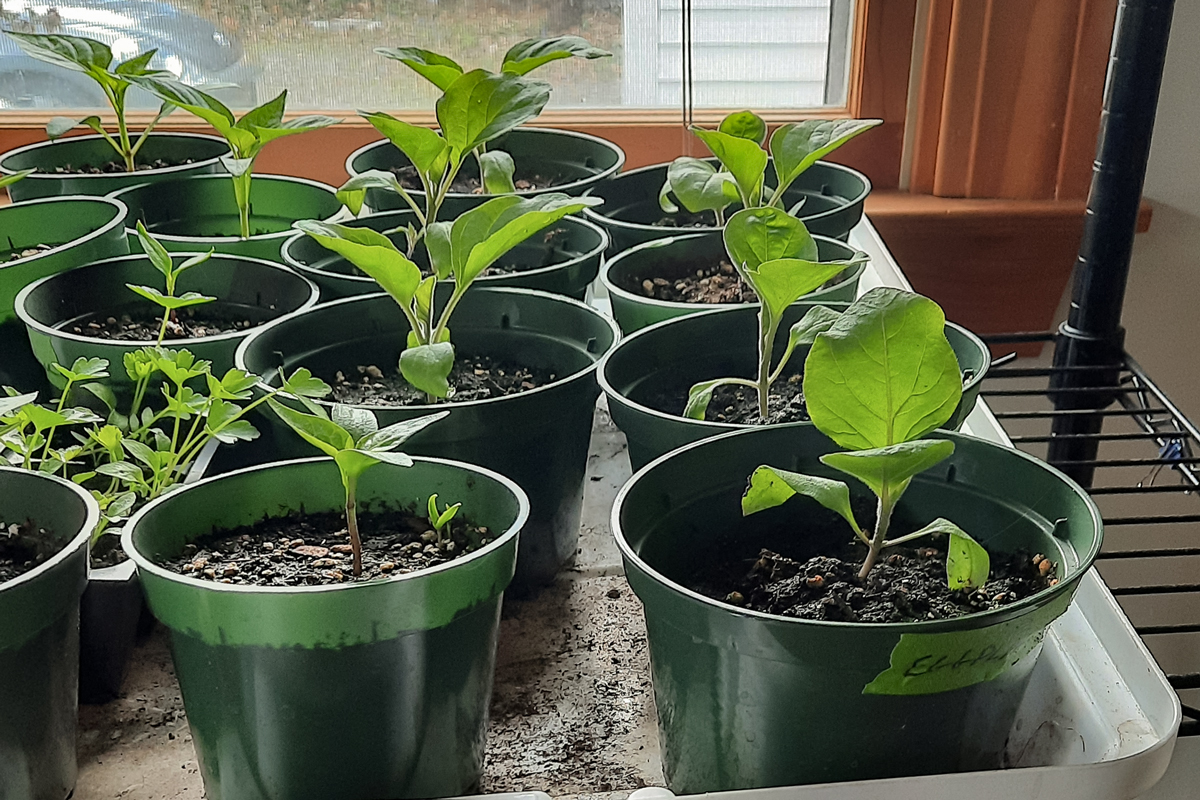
left=329, top=354, right=557, bottom=406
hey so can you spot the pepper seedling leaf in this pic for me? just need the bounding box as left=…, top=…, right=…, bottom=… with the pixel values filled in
left=267, top=399, right=354, bottom=458
left=360, top=113, right=450, bottom=181
left=375, top=46, right=464, bottom=90
left=741, top=465, right=864, bottom=539
left=501, top=36, right=611, bottom=76
left=294, top=220, right=423, bottom=306
left=436, top=70, right=551, bottom=157
left=660, top=158, right=739, bottom=215
left=479, top=150, right=518, bottom=194
left=399, top=342, right=455, bottom=398
left=358, top=412, right=449, bottom=452
left=691, top=126, right=769, bottom=205
left=770, top=119, right=883, bottom=195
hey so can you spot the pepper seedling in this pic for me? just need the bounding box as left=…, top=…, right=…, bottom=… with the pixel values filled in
left=427, top=493, right=461, bottom=544
left=294, top=191, right=600, bottom=399
left=124, top=78, right=339, bottom=239
left=741, top=287, right=989, bottom=590
left=3, top=32, right=181, bottom=172
left=659, top=110, right=882, bottom=225
left=267, top=399, right=448, bottom=576
left=683, top=206, right=869, bottom=420
left=375, top=36, right=610, bottom=194
left=125, top=222, right=215, bottom=344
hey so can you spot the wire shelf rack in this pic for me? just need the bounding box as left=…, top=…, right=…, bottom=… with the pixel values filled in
left=981, top=331, right=1200, bottom=737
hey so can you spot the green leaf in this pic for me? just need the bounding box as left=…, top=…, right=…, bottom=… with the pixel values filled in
left=770, top=119, right=883, bottom=193
left=45, top=115, right=103, bottom=139
left=5, top=32, right=113, bottom=74
left=375, top=47, right=464, bottom=90
left=331, top=404, right=378, bottom=442
left=333, top=448, right=384, bottom=482
left=294, top=220, right=422, bottom=306
left=365, top=450, right=415, bottom=468
left=0, top=392, right=38, bottom=418
left=0, top=168, right=35, bottom=189
left=96, top=461, right=144, bottom=483
left=741, top=465, right=863, bottom=538
left=125, top=76, right=236, bottom=136
left=718, top=110, right=767, bottom=145
left=660, top=158, right=739, bottom=215
left=114, top=49, right=158, bottom=76
left=22, top=405, right=71, bottom=433
left=743, top=257, right=860, bottom=323
left=691, top=127, right=769, bottom=205
left=89, top=425, right=123, bottom=453
left=361, top=112, right=449, bottom=180
left=425, top=222, right=453, bottom=279
left=479, top=150, right=517, bottom=194
left=126, top=285, right=215, bottom=311
left=267, top=399, right=353, bottom=458
left=399, top=342, right=455, bottom=398
left=803, top=287, right=963, bottom=450
left=53, top=357, right=109, bottom=383
left=413, top=275, right=437, bottom=324
left=177, top=251, right=213, bottom=275
left=682, top=378, right=744, bottom=421
left=437, top=70, right=551, bottom=156
left=135, top=221, right=173, bottom=278
left=279, top=367, right=331, bottom=399
left=80, top=382, right=117, bottom=411
left=941, top=520, right=991, bottom=590
left=251, top=113, right=340, bottom=147
left=106, top=491, right=137, bottom=518
left=786, top=305, right=842, bottom=350
left=820, top=439, right=955, bottom=499
left=122, top=439, right=158, bottom=468
left=205, top=398, right=241, bottom=432
left=723, top=206, right=818, bottom=271
left=235, top=90, right=288, bottom=131
left=211, top=420, right=258, bottom=444
left=501, top=36, right=610, bottom=76
left=453, top=193, right=602, bottom=287
left=219, top=155, right=254, bottom=177
left=358, top=411, right=449, bottom=452
left=336, top=170, right=416, bottom=217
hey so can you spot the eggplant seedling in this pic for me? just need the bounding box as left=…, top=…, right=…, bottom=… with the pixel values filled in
left=741, top=287, right=989, bottom=590
left=3, top=32, right=181, bottom=172
left=427, top=493, right=461, bottom=544
left=267, top=399, right=448, bottom=576
left=659, top=110, right=881, bottom=225
left=126, top=222, right=216, bottom=344
left=684, top=206, right=869, bottom=420
left=295, top=191, right=599, bottom=399
left=124, top=79, right=339, bottom=239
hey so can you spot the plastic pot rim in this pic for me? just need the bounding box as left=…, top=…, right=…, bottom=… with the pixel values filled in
left=0, top=132, right=230, bottom=185
left=610, top=424, right=1104, bottom=633
left=344, top=127, right=627, bottom=200
left=597, top=303, right=990, bottom=434
left=105, top=173, right=346, bottom=247
left=580, top=159, right=872, bottom=233
left=121, top=454, right=530, bottom=598
left=279, top=211, right=610, bottom=289
left=15, top=251, right=321, bottom=347
left=234, top=286, right=622, bottom=411
left=0, top=465, right=99, bottom=594
left=0, top=195, right=128, bottom=266
left=599, top=231, right=867, bottom=315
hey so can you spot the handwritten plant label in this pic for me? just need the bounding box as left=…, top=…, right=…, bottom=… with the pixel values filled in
left=863, top=589, right=1074, bottom=696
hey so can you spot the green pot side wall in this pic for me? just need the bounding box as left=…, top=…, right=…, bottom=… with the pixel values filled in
left=125, top=457, right=526, bottom=800
left=613, top=425, right=1101, bottom=793
left=236, top=288, right=618, bottom=588
left=1, top=133, right=229, bottom=202
left=109, top=175, right=344, bottom=261
left=603, top=231, right=865, bottom=333
left=281, top=210, right=607, bottom=302
left=601, top=304, right=991, bottom=471
left=0, top=469, right=98, bottom=800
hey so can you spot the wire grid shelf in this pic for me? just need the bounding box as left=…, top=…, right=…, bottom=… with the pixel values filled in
left=981, top=332, right=1200, bottom=736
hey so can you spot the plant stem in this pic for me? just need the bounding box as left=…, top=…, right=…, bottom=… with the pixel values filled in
left=156, top=310, right=171, bottom=345
left=112, top=91, right=134, bottom=172
left=756, top=313, right=779, bottom=419
left=858, top=490, right=894, bottom=581
left=345, top=473, right=362, bottom=577
left=231, top=170, right=254, bottom=240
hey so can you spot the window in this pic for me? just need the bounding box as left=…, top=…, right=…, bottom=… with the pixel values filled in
left=0, top=0, right=856, bottom=111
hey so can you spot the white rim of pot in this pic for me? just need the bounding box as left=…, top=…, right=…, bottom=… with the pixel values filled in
left=0, top=132, right=230, bottom=184
left=0, top=195, right=128, bottom=266
left=0, top=465, right=99, bottom=592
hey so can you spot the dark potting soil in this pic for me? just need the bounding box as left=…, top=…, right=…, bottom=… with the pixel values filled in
left=159, top=506, right=492, bottom=586
left=90, top=533, right=129, bottom=569
left=690, top=502, right=1058, bottom=623
left=329, top=354, right=557, bottom=406
left=67, top=303, right=271, bottom=341
left=46, top=158, right=195, bottom=175
left=0, top=519, right=60, bottom=583
left=393, top=164, right=566, bottom=195
left=654, top=209, right=718, bottom=228
left=649, top=368, right=809, bottom=426
left=2, top=243, right=53, bottom=263
left=621, top=255, right=847, bottom=306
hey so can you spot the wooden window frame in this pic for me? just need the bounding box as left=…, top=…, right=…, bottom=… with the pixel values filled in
left=0, top=0, right=918, bottom=190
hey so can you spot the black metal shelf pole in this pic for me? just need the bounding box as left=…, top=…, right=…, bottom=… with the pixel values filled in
left=1048, top=0, right=1176, bottom=487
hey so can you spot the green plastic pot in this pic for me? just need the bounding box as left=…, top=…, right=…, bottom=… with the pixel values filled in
left=16, top=252, right=318, bottom=391
left=122, top=456, right=529, bottom=800
left=281, top=209, right=608, bottom=302
left=346, top=127, right=626, bottom=213
left=107, top=174, right=345, bottom=261
left=235, top=287, right=619, bottom=587
left=599, top=304, right=991, bottom=471
left=613, top=424, right=1102, bottom=792
left=0, top=467, right=100, bottom=800
left=0, top=196, right=130, bottom=393
left=582, top=159, right=870, bottom=254
left=0, top=133, right=229, bottom=202
left=601, top=230, right=867, bottom=333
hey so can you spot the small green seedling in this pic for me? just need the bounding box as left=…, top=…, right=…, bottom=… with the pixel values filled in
left=125, top=79, right=339, bottom=239
left=1, top=354, right=330, bottom=544
left=684, top=206, right=869, bottom=420
left=3, top=32, right=180, bottom=172
left=375, top=36, right=610, bottom=195
left=660, top=110, right=882, bottom=224
left=268, top=399, right=448, bottom=576
left=427, top=493, right=461, bottom=543
left=295, top=191, right=599, bottom=399
left=126, top=222, right=215, bottom=344
left=740, top=287, right=989, bottom=590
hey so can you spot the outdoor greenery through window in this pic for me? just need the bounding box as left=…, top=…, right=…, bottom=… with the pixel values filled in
left=0, top=0, right=856, bottom=110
